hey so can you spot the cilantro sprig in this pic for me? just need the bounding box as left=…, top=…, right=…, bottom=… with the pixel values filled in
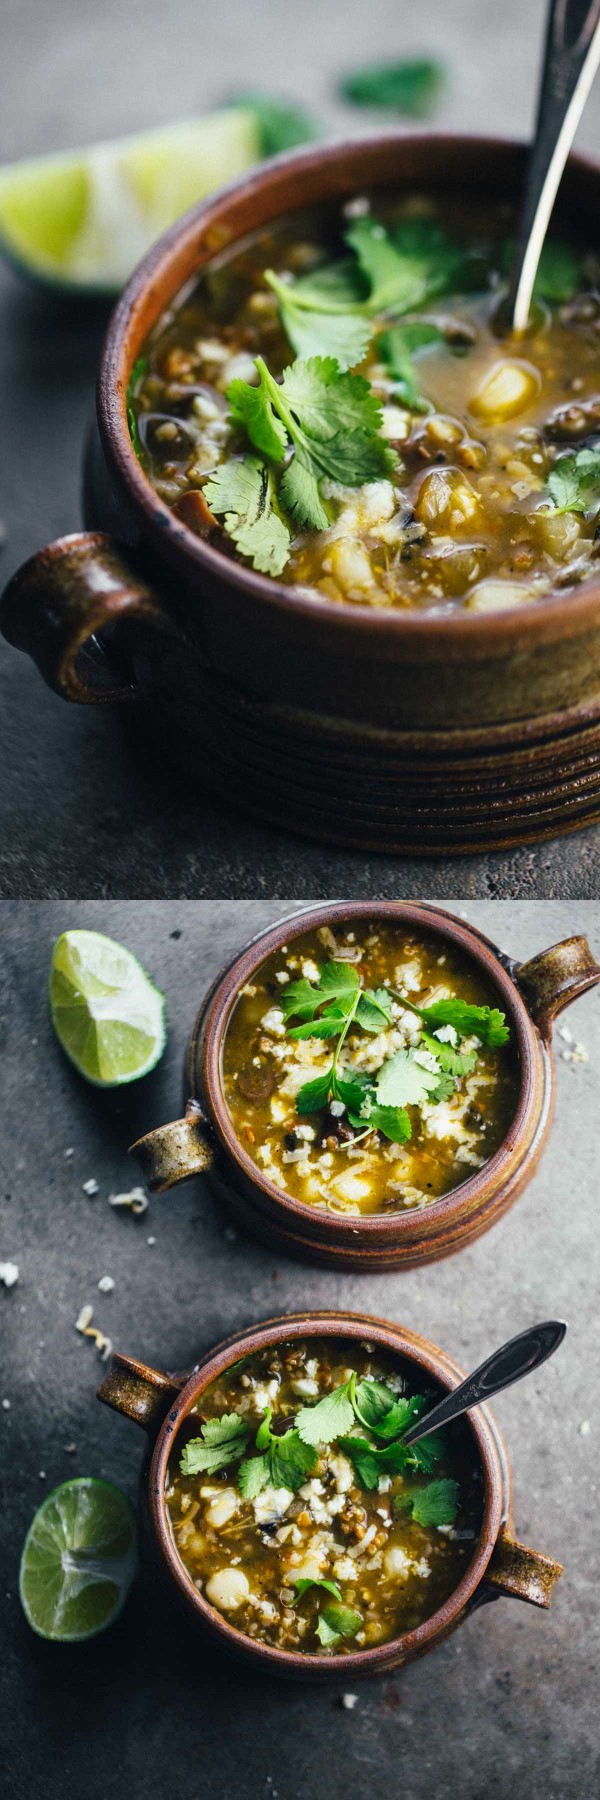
left=206, top=351, right=395, bottom=573
left=316, top=1603, right=362, bottom=1648
left=265, top=214, right=469, bottom=372
left=180, top=1412, right=250, bottom=1476
left=279, top=957, right=508, bottom=1145
left=237, top=1406, right=318, bottom=1498
left=394, top=1476, right=459, bottom=1527
left=545, top=447, right=600, bottom=518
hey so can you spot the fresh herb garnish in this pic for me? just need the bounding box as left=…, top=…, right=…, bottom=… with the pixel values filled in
left=204, top=455, right=291, bottom=576
left=237, top=1406, right=318, bottom=1497
left=281, top=957, right=508, bottom=1145
left=229, top=353, right=395, bottom=493
left=180, top=1411, right=250, bottom=1476
left=340, top=57, right=445, bottom=118
left=316, top=1603, right=362, bottom=1647
left=379, top=322, right=442, bottom=413
left=126, top=355, right=149, bottom=456
left=546, top=447, right=600, bottom=518
left=400, top=995, right=510, bottom=1048
left=394, top=1477, right=459, bottom=1527
left=296, top=1376, right=357, bottom=1445
left=294, top=1576, right=343, bottom=1602
left=266, top=215, right=467, bottom=370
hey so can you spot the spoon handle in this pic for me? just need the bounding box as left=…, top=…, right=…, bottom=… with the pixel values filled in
left=508, top=0, right=600, bottom=331
left=402, top=1320, right=567, bottom=1444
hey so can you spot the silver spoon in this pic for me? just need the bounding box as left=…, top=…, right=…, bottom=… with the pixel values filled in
left=402, top=1320, right=567, bottom=1445
left=508, top=0, right=600, bottom=333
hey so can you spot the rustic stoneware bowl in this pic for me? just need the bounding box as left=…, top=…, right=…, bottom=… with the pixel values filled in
left=2, top=136, right=600, bottom=853
left=131, top=900, right=600, bottom=1271
left=97, top=1309, right=562, bottom=1679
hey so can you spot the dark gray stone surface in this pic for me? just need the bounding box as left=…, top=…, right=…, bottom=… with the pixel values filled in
left=1, top=898, right=598, bottom=1799
left=1, top=0, right=599, bottom=898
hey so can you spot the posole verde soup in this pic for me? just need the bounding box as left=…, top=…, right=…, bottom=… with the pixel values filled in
left=221, top=919, right=518, bottom=1216
left=131, top=192, right=600, bottom=613
left=166, top=1338, right=484, bottom=1654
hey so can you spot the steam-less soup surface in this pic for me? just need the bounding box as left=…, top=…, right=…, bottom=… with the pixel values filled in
left=166, top=1338, right=483, bottom=1654
left=131, top=192, right=600, bottom=612
left=222, top=920, right=518, bottom=1215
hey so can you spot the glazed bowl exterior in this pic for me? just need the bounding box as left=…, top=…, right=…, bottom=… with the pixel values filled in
left=97, top=1310, right=562, bottom=1680
left=132, top=900, right=600, bottom=1270
left=2, top=136, right=600, bottom=852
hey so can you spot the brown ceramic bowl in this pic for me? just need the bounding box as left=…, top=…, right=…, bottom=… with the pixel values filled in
left=131, top=900, right=600, bottom=1271
left=97, top=1309, right=562, bottom=1680
left=2, top=135, right=600, bottom=853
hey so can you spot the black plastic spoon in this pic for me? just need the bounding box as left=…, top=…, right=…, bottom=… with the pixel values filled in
left=508, top=0, right=600, bottom=331
left=402, top=1320, right=567, bottom=1445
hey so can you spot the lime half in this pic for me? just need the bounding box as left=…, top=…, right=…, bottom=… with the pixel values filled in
left=19, top=1478, right=138, bottom=1642
left=0, top=99, right=315, bottom=293
left=49, top=929, right=166, bottom=1087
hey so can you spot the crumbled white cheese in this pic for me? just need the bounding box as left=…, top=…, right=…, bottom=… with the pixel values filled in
left=261, top=1008, right=285, bottom=1036
left=301, top=959, right=321, bottom=982
left=433, top=1024, right=458, bottom=1045
left=0, top=1262, right=19, bottom=1288
left=97, top=1275, right=114, bottom=1293
left=341, top=1694, right=358, bottom=1710
left=82, top=1178, right=99, bottom=1197
left=253, top=1486, right=294, bottom=1526
left=292, top=1375, right=320, bottom=1397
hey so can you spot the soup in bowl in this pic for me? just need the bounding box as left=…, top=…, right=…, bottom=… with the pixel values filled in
left=97, top=1312, right=563, bottom=1677
left=4, top=137, right=600, bottom=854
left=131, top=899, right=600, bottom=1270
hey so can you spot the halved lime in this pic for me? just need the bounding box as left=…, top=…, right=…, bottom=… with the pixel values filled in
left=0, top=99, right=315, bottom=294
left=49, top=929, right=166, bottom=1086
left=19, top=1478, right=138, bottom=1641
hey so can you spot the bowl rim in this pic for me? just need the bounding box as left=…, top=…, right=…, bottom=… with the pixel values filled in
left=149, top=1310, right=506, bottom=1673
left=192, top=898, right=542, bottom=1241
left=97, top=129, right=600, bottom=651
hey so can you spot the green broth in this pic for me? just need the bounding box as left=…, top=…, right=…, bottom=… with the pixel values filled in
left=221, top=918, right=519, bottom=1216
left=132, top=192, right=600, bottom=612
left=166, top=1337, right=484, bottom=1654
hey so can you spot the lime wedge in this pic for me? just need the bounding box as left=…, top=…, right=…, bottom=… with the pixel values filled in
left=49, top=929, right=166, bottom=1086
left=0, top=99, right=315, bottom=294
left=19, top=1478, right=137, bottom=1641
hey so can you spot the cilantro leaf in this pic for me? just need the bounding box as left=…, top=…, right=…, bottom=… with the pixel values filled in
left=395, top=1476, right=459, bottom=1526
left=296, top=1378, right=356, bottom=1445
left=352, top=1377, right=399, bottom=1430
left=407, top=1430, right=446, bottom=1473
left=229, top=354, right=395, bottom=493
left=246, top=1409, right=318, bottom=1492
left=338, top=1435, right=382, bottom=1489
left=346, top=216, right=464, bottom=317
left=340, top=57, right=445, bottom=119
left=180, top=1411, right=249, bottom=1476
left=296, top=1068, right=334, bottom=1113
left=204, top=455, right=290, bottom=576
left=228, top=364, right=288, bottom=461
left=269, top=1429, right=317, bottom=1490
left=547, top=448, right=600, bottom=517
left=127, top=354, right=150, bottom=456
left=370, top=1395, right=423, bottom=1441
left=379, top=321, right=442, bottom=413
left=418, top=999, right=510, bottom=1048
left=294, top=1576, right=343, bottom=1602
left=265, top=266, right=371, bottom=370
left=288, top=1010, right=349, bottom=1042
left=348, top=1097, right=412, bottom=1144
left=281, top=961, right=359, bottom=1024
left=374, top=1046, right=454, bottom=1110
left=316, top=1603, right=362, bottom=1647
left=355, top=986, right=395, bottom=1031
left=238, top=1453, right=270, bottom=1499
left=280, top=457, right=329, bottom=530
left=422, top=1032, right=478, bottom=1078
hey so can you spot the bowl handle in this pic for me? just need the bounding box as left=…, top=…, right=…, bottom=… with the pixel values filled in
left=130, top=1099, right=215, bottom=1193
left=483, top=1525, right=563, bottom=1608
left=0, top=530, right=174, bottom=702
left=515, top=935, right=600, bottom=1040
left=97, top=1350, right=185, bottom=1436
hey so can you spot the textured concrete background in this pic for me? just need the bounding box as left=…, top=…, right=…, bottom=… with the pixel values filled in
left=1, top=0, right=599, bottom=897
left=1, top=898, right=598, bottom=1799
